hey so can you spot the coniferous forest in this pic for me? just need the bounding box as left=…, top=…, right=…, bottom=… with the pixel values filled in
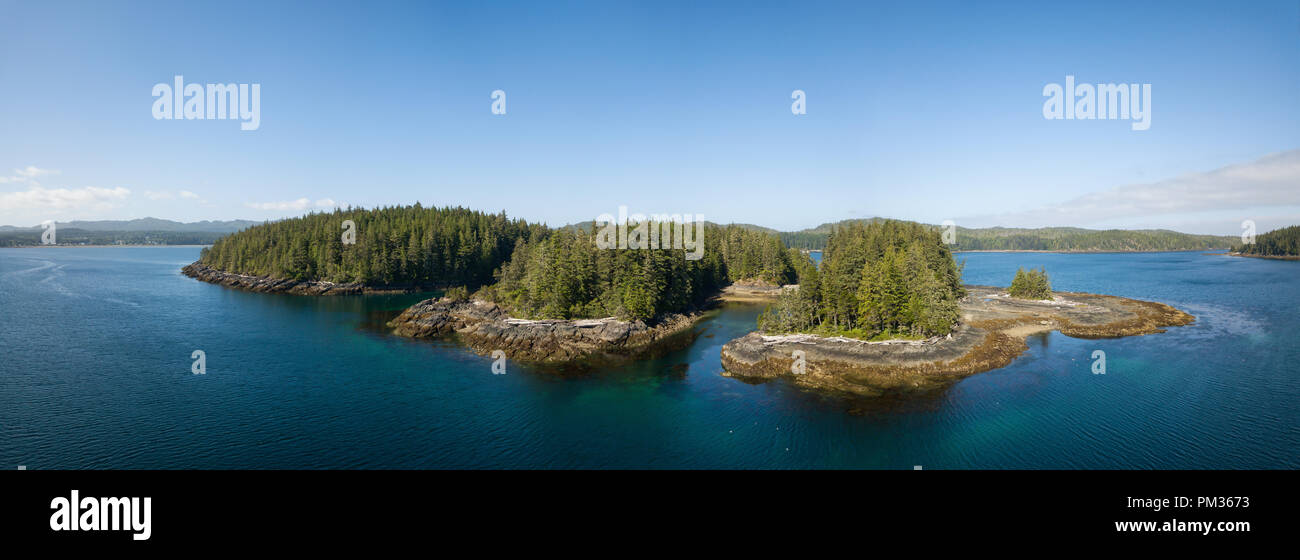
left=759, top=220, right=964, bottom=339
left=198, top=205, right=547, bottom=287
left=198, top=207, right=798, bottom=322
left=1234, top=225, right=1300, bottom=257
left=477, top=224, right=797, bottom=321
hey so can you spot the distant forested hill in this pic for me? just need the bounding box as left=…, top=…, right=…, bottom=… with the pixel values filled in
left=953, top=226, right=1234, bottom=251
left=0, top=218, right=258, bottom=233
left=778, top=219, right=1234, bottom=252
left=1234, top=225, right=1300, bottom=257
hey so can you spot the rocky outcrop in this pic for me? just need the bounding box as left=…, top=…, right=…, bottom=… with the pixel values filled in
left=720, top=280, right=796, bottom=302
left=720, top=285, right=1195, bottom=397
left=181, top=262, right=435, bottom=295
left=388, top=298, right=706, bottom=362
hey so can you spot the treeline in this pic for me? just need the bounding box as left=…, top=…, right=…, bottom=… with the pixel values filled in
left=478, top=224, right=723, bottom=320
left=1235, top=225, right=1300, bottom=257
left=759, top=220, right=964, bottom=340
left=196, top=207, right=797, bottom=321
left=777, top=220, right=1234, bottom=252
left=779, top=231, right=830, bottom=250
left=478, top=223, right=797, bottom=321
left=0, top=229, right=227, bottom=247
left=718, top=226, right=798, bottom=285
left=198, top=205, right=546, bottom=287
left=954, top=227, right=1233, bottom=251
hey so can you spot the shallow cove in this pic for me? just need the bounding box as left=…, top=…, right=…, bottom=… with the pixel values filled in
left=1, top=247, right=1296, bottom=468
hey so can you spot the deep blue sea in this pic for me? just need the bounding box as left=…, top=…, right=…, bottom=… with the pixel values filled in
left=1, top=247, right=1296, bottom=469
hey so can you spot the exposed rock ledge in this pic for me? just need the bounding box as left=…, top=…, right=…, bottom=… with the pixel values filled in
left=720, top=280, right=797, bottom=302
left=720, top=285, right=1194, bottom=397
left=387, top=298, right=705, bottom=362
left=181, top=262, right=435, bottom=295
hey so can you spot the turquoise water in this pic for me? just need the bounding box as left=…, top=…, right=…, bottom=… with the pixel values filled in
left=1, top=247, right=1295, bottom=469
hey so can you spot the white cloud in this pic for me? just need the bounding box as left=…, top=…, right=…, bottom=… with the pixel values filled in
left=143, top=189, right=203, bottom=201
left=0, top=165, right=60, bottom=184
left=961, top=150, right=1300, bottom=228
left=15, top=166, right=59, bottom=178
left=0, top=185, right=131, bottom=211
left=244, top=198, right=340, bottom=211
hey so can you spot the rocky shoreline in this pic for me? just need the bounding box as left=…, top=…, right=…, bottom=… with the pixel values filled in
left=181, top=262, right=439, bottom=295
left=387, top=298, right=708, bottom=362
left=719, top=285, right=1195, bottom=397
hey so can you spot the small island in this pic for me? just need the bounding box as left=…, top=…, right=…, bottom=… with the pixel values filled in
left=721, top=285, right=1194, bottom=396
left=720, top=221, right=1194, bottom=396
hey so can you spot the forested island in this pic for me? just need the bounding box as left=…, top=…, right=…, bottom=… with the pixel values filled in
left=183, top=205, right=798, bottom=361
left=1231, top=225, right=1300, bottom=259
left=722, top=221, right=1195, bottom=396
left=180, top=207, right=1196, bottom=371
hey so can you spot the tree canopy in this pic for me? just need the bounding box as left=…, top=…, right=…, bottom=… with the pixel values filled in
left=1235, top=225, right=1300, bottom=257
left=759, top=220, right=964, bottom=340
left=198, top=207, right=796, bottom=322
left=1008, top=267, right=1052, bottom=300
left=197, top=205, right=546, bottom=287
left=478, top=223, right=794, bottom=321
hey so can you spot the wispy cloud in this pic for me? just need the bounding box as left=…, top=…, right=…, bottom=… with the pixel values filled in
left=0, top=185, right=131, bottom=211
left=961, top=150, right=1300, bottom=229
left=244, top=198, right=340, bottom=211
left=143, top=189, right=204, bottom=201
left=0, top=166, right=61, bottom=184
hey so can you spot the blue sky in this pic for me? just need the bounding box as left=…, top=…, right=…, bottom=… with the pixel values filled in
left=2, top=0, right=1297, bottom=234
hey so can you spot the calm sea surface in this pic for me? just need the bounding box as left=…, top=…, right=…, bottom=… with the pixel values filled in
left=1, top=247, right=1295, bottom=469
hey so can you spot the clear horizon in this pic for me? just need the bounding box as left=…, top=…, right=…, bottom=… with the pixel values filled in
left=2, top=0, right=1298, bottom=235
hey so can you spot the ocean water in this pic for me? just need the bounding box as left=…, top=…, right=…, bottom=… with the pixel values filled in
left=1, top=247, right=1295, bottom=469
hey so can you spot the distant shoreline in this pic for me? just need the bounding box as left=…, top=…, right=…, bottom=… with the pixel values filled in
left=951, top=249, right=1227, bottom=254
left=1224, top=251, right=1300, bottom=261
left=1, top=244, right=212, bottom=248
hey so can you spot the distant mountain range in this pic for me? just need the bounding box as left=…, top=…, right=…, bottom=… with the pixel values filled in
left=0, top=218, right=260, bottom=233
left=0, top=218, right=263, bottom=247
